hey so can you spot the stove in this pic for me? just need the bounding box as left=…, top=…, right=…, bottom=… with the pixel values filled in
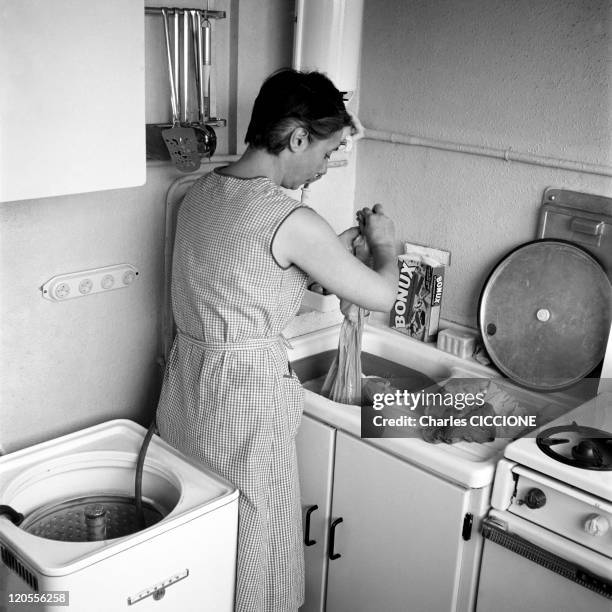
left=475, top=393, right=612, bottom=611
left=502, top=393, right=612, bottom=499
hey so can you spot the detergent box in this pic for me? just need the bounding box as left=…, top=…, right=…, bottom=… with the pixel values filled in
left=389, top=243, right=448, bottom=342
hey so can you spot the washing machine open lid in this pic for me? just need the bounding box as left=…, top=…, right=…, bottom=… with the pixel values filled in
left=478, top=189, right=612, bottom=392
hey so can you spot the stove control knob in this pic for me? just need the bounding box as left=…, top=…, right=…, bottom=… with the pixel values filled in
left=584, top=514, right=610, bottom=537
left=523, top=488, right=547, bottom=509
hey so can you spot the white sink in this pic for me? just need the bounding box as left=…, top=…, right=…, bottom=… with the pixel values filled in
left=288, top=323, right=574, bottom=489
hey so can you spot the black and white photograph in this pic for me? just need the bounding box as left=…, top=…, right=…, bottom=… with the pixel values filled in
left=1, top=1, right=611, bottom=611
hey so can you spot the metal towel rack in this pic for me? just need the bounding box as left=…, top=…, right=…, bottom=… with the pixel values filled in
left=145, top=6, right=226, bottom=20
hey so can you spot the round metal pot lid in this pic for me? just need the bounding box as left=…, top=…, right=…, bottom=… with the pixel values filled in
left=478, top=239, right=611, bottom=391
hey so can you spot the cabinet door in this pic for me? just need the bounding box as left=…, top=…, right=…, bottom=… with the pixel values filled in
left=327, top=432, right=469, bottom=612
left=296, top=415, right=335, bottom=612
left=0, top=1, right=145, bottom=202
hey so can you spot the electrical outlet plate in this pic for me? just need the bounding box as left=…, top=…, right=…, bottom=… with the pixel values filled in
left=41, top=264, right=139, bottom=302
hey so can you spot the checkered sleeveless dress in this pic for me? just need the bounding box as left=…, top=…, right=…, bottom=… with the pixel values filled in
left=156, top=169, right=307, bottom=612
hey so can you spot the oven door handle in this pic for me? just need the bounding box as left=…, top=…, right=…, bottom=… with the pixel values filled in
left=482, top=517, right=612, bottom=600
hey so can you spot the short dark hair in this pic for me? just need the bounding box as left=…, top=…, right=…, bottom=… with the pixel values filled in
left=245, top=69, right=352, bottom=154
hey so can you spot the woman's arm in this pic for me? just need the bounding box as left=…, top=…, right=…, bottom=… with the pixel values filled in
left=273, top=205, right=398, bottom=313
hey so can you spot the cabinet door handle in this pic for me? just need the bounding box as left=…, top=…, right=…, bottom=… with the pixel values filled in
left=304, top=504, right=318, bottom=546
left=328, top=517, right=343, bottom=560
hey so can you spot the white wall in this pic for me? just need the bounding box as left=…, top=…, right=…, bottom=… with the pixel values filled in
left=355, top=0, right=612, bottom=327
left=0, top=169, right=171, bottom=449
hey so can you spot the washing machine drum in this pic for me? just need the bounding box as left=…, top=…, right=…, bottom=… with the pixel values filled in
left=19, top=495, right=164, bottom=542
left=479, top=239, right=612, bottom=391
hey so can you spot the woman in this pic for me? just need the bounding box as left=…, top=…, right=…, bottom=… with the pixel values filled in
left=156, top=69, right=397, bottom=611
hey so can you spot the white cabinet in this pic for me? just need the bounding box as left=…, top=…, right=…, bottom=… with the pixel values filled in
left=296, top=414, right=335, bottom=612
left=328, top=432, right=471, bottom=611
left=0, top=0, right=145, bottom=203
left=297, top=416, right=476, bottom=612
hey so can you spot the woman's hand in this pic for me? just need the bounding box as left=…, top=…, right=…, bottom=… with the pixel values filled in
left=357, top=204, right=395, bottom=251
left=337, top=226, right=360, bottom=251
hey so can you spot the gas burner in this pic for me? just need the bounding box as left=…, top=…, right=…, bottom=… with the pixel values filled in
left=536, top=422, right=612, bottom=470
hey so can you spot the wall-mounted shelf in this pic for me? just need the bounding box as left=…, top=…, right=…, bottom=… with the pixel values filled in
left=145, top=7, right=226, bottom=20
left=145, top=4, right=227, bottom=164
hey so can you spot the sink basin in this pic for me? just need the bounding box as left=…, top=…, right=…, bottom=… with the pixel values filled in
left=292, top=350, right=440, bottom=397
left=288, top=323, right=584, bottom=488
left=289, top=324, right=458, bottom=381
left=288, top=323, right=541, bottom=488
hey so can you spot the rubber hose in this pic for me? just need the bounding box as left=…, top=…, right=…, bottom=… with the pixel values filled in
left=135, top=419, right=158, bottom=529
left=0, top=505, right=24, bottom=526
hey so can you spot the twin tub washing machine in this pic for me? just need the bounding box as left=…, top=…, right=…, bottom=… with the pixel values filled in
left=0, top=420, right=238, bottom=611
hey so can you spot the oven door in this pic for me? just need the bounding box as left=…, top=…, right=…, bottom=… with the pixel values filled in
left=476, top=510, right=612, bottom=612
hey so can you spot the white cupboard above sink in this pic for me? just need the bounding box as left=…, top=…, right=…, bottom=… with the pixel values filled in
left=0, top=0, right=145, bottom=203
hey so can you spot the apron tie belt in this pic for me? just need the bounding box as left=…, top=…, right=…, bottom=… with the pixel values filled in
left=177, top=330, right=293, bottom=351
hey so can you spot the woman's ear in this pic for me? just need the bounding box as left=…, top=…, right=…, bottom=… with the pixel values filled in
left=288, top=127, right=309, bottom=152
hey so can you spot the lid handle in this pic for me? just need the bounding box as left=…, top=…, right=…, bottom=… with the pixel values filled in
left=570, top=216, right=605, bottom=236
